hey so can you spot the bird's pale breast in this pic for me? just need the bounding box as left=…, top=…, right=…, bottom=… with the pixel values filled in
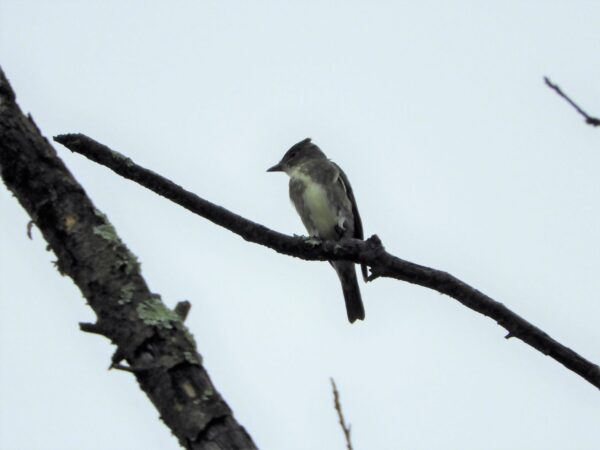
left=289, top=168, right=341, bottom=238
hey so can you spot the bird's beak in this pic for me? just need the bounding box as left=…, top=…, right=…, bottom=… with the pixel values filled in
left=266, top=162, right=284, bottom=172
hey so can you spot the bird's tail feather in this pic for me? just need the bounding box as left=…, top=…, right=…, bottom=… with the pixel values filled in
left=333, top=262, right=365, bottom=323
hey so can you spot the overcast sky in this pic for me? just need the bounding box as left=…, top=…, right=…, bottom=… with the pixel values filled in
left=2, top=1, right=600, bottom=449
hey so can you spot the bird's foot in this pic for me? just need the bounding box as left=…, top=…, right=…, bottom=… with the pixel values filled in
left=334, top=217, right=348, bottom=238
left=334, top=225, right=344, bottom=238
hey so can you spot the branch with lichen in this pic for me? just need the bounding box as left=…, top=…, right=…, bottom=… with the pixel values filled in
left=0, top=66, right=256, bottom=450
left=51, top=132, right=600, bottom=392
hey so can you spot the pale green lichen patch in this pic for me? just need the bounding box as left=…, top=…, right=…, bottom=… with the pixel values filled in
left=92, top=210, right=141, bottom=274
left=137, top=295, right=180, bottom=329
left=108, top=148, right=134, bottom=167
left=121, top=253, right=140, bottom=274
left=182, top=327, right=199, bottom=348
left=303, top=236, right=322, bottom=246
left=200, top=386, right=214, bottom=401
left=183, top=350, right=202, bottom=365
left=92, top=210, right=121, bottom=245
left=93, top=223, right=120, bottom=243
left=93, top=209, right=107, bottom=220
left=118, top=282, right=136, bottom=305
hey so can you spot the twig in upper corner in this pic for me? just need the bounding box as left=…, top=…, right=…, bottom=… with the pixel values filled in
left=331, top=378, right=355, bottom=450
left=544, top=77, right=600, bottom=127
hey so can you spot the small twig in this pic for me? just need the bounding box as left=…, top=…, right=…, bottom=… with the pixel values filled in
left=26, top=220, right=34, bottom=239
left=110, top=363, right=139, bottom=373
left=79, top=322, right=107, bottom=336
left=544, top=77, right=600, bottom=127
left=331, top=378, right=354, bottom=450
left=174, top=300, right=191, bottom=322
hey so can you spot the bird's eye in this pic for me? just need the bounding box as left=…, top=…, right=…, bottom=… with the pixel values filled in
left=290, top=151, right=297, bottom=158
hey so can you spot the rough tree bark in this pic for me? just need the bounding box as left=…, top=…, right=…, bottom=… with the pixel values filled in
left=0, top=67, right=257, bottom=449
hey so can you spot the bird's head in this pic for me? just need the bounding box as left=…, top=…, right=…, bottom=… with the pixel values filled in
left=267, top=138, right=327, bottom=174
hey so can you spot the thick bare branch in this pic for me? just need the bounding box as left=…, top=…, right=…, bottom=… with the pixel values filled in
left=544, top=77, right=600, bottom=127
left=53, top=132, right=600, bottom=391
left=0, top=67, right=257, bottom=450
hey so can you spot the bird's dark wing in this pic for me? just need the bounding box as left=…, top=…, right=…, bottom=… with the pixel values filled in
left=333, top=162, right=368, bottom=282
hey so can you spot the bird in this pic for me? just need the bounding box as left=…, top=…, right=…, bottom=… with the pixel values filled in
left=267, top=138, right=367, bottom=323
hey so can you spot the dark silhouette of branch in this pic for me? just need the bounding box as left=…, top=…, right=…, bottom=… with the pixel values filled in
left=0, top=67, right=257, bottom=450
left=331, top=379, right=354, bottom=450
left=53, top=132, right=600, bottom=391
left=544, top=77, right=600, bottom=127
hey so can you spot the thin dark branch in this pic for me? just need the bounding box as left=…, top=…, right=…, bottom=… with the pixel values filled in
left=0, top=67, right=257, bottom=450
left=331, top=379, right=354, bottom=450
left=53, top=132, right=600, bottom=391
left=544, top=77, right=600, bottom=127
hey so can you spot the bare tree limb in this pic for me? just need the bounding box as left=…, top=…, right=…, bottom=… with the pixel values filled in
left=53, top=132, right=600, bottom=391
left=544, top=77, right=600, bottom=127
left=0, top=66, right=257, bottom=449
left=330, top=379, right=354, bottom=450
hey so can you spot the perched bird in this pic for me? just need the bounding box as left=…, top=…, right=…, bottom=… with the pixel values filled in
left=267, top=138, right=367, bottom=323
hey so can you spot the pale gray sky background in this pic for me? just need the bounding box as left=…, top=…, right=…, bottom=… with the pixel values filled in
left=2, top=1, right=600, bottom=449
